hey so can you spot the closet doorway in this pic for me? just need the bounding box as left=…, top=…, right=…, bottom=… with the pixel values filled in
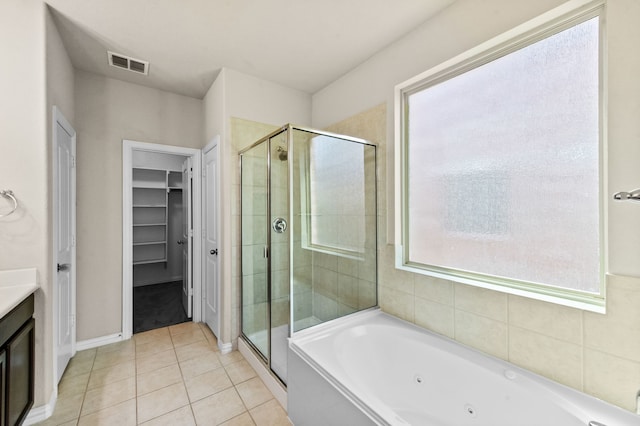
left=122, top=141, right=202, bottom=339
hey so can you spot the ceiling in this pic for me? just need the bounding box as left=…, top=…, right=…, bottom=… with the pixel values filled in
left=46, top=0, right=456, bottom=99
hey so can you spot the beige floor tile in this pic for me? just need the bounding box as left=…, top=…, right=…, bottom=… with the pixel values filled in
left=37, top=393, right=84, bottom=425
left=137, top=363, right=183, bottom=396
left=139, top=405, right=196, bottom=426
left=72, top=348, right=97, bottom=362
left=87, top=359, right=136, bottom=390
left=58, top=371, right=90, bottom=397
left=235, top=377, right=273, bottom=409
left=136, top=348, right=177, bottom=375
left=64, top=356, right=94, bottom=378
left=77, top=398, right=136, bottom=426
left=134, top=327, right=171, bottom=346
left=191, top=388, right=246, bottom=426
left=137, top=382, right=190, bottom=423
left=136, top=334, right=174, bottom=357
left=80, top=377, right=136, bottom=416
left=184, top=368, right=233, bottom=402
left=220, top=412, right=256, bottom=426
left=217, top=350, right=244, bottom=366
left=169, top=321, right=201, bottom=335
left=179, top=352, right=222, bottom=379
left=48, top=325, right=282, bottom=426
left=96, top=339, right=135, bottom=355
left=171, top=328, right=206, bottom=348
left=92, top=349, right=136, bottom=370
left=249, top=400, right=291, bottom=426
left=175, top=340, right=216, bottom=363
left=224, top=360, right=257, bottom=385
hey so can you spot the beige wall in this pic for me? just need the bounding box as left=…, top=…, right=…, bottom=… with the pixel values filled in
left=0, top=0, right=50, bottom=408
left=74, top=70, right=203, bottom=340
left=44, top=3, right=76, bottom=408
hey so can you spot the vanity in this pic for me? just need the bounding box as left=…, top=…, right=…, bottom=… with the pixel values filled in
left=0, top=269, right=37, bottom=426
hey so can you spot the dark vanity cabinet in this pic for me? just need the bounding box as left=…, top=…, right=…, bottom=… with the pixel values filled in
left=0, top=295, right=34, bottom=426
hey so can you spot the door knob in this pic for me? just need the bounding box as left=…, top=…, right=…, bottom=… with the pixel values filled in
left=210, top=249, right=218, bottom=255
left=177, top=240, right=184, bottom=245
left=57, top=263, right=70, bottom=272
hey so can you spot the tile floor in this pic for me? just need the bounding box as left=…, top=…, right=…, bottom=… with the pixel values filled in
left=36, top=322, right=292, bottom=425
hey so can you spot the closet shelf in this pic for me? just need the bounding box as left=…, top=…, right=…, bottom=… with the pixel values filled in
left=133, top=259, right=167, bottom=266
left=133, top=241, right=166, bottom=246
left=132, top=166, right=181, bottom=273
left=132, top=185, right=166, bottom=190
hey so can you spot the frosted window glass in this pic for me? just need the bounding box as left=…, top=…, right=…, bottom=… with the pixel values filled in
left=406, top=17, right=600, bottom=293
left=309, top=136, right=366, bottom=252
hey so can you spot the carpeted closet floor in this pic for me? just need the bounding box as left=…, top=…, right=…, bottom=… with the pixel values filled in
left=133, top=281, right=189, bottom=334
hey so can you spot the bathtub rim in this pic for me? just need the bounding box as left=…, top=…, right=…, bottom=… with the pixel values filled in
left=290, top=311, right=390, bottom=425
left=289, top=308, right=640, bottom=426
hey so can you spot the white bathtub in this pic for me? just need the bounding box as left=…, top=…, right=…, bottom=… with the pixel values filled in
left=288, top=309, right=640, bottom=426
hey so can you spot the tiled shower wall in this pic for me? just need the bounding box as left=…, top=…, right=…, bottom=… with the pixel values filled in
left=327, top=103, right=640, bottom=413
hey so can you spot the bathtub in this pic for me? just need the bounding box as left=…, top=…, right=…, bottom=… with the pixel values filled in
left=288, top=309, right=640, bottom=426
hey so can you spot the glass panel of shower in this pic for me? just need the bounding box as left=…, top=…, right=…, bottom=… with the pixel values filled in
left=240, top=125, right=377, bottom=386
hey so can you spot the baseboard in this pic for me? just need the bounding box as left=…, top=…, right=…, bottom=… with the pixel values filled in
left=76, top=333, right=123, bottom=351
left=24, top=390, right=57, bottom=425
left=218, top=340, right=233, bottom=354
left=238, top=338, right=287, bottom=409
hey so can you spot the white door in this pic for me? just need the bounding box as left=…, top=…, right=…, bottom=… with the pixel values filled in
left=182, top=158, right=193, bottom=318
left=203, top=142, right=220, bottom=337
left=54, top=107, right=76, bottom=383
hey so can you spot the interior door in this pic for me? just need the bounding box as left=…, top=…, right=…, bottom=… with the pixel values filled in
left=203, top=142, right=220, bottom=337
left=54, top=108, right=76, bottom=382
left=182, top=158, right=193, bottom=318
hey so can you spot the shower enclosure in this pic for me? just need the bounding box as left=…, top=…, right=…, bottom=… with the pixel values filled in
left=240, top=124, right=377, bottom=385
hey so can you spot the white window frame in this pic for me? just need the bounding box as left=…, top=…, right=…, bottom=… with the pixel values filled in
left=394, top=0, right=607, bottom=313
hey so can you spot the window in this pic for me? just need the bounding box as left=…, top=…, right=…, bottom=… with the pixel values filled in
left=296, top=131, right=376, bottom=259
left=396, top=4, right=604, bottom=311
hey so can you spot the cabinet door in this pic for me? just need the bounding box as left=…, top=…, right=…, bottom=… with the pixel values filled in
left=0, top=348, right=5, bottom=426
left=5, top=319, right=34, bottom=426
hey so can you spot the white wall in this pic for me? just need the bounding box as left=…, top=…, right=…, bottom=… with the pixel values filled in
left=74, top=70, right=203, bottom=340
left=225, top=68, right=311, bottom=127
left=203, top=70, right=226, bottom=143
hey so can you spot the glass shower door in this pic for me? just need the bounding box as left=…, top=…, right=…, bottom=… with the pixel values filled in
left=269, top=133, right=289, bottom=382
left=241, top=141, right=269, bottom=359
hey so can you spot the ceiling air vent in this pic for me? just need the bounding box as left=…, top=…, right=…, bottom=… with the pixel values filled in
left=107, top=51, right=149, bottom=75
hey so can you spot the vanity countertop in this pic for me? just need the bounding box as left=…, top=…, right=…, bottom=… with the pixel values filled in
left=0, top=268, right=38, bottom=318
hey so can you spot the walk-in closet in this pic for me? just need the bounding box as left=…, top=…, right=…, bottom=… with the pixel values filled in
left=131, top=150, right=190, bottom=333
